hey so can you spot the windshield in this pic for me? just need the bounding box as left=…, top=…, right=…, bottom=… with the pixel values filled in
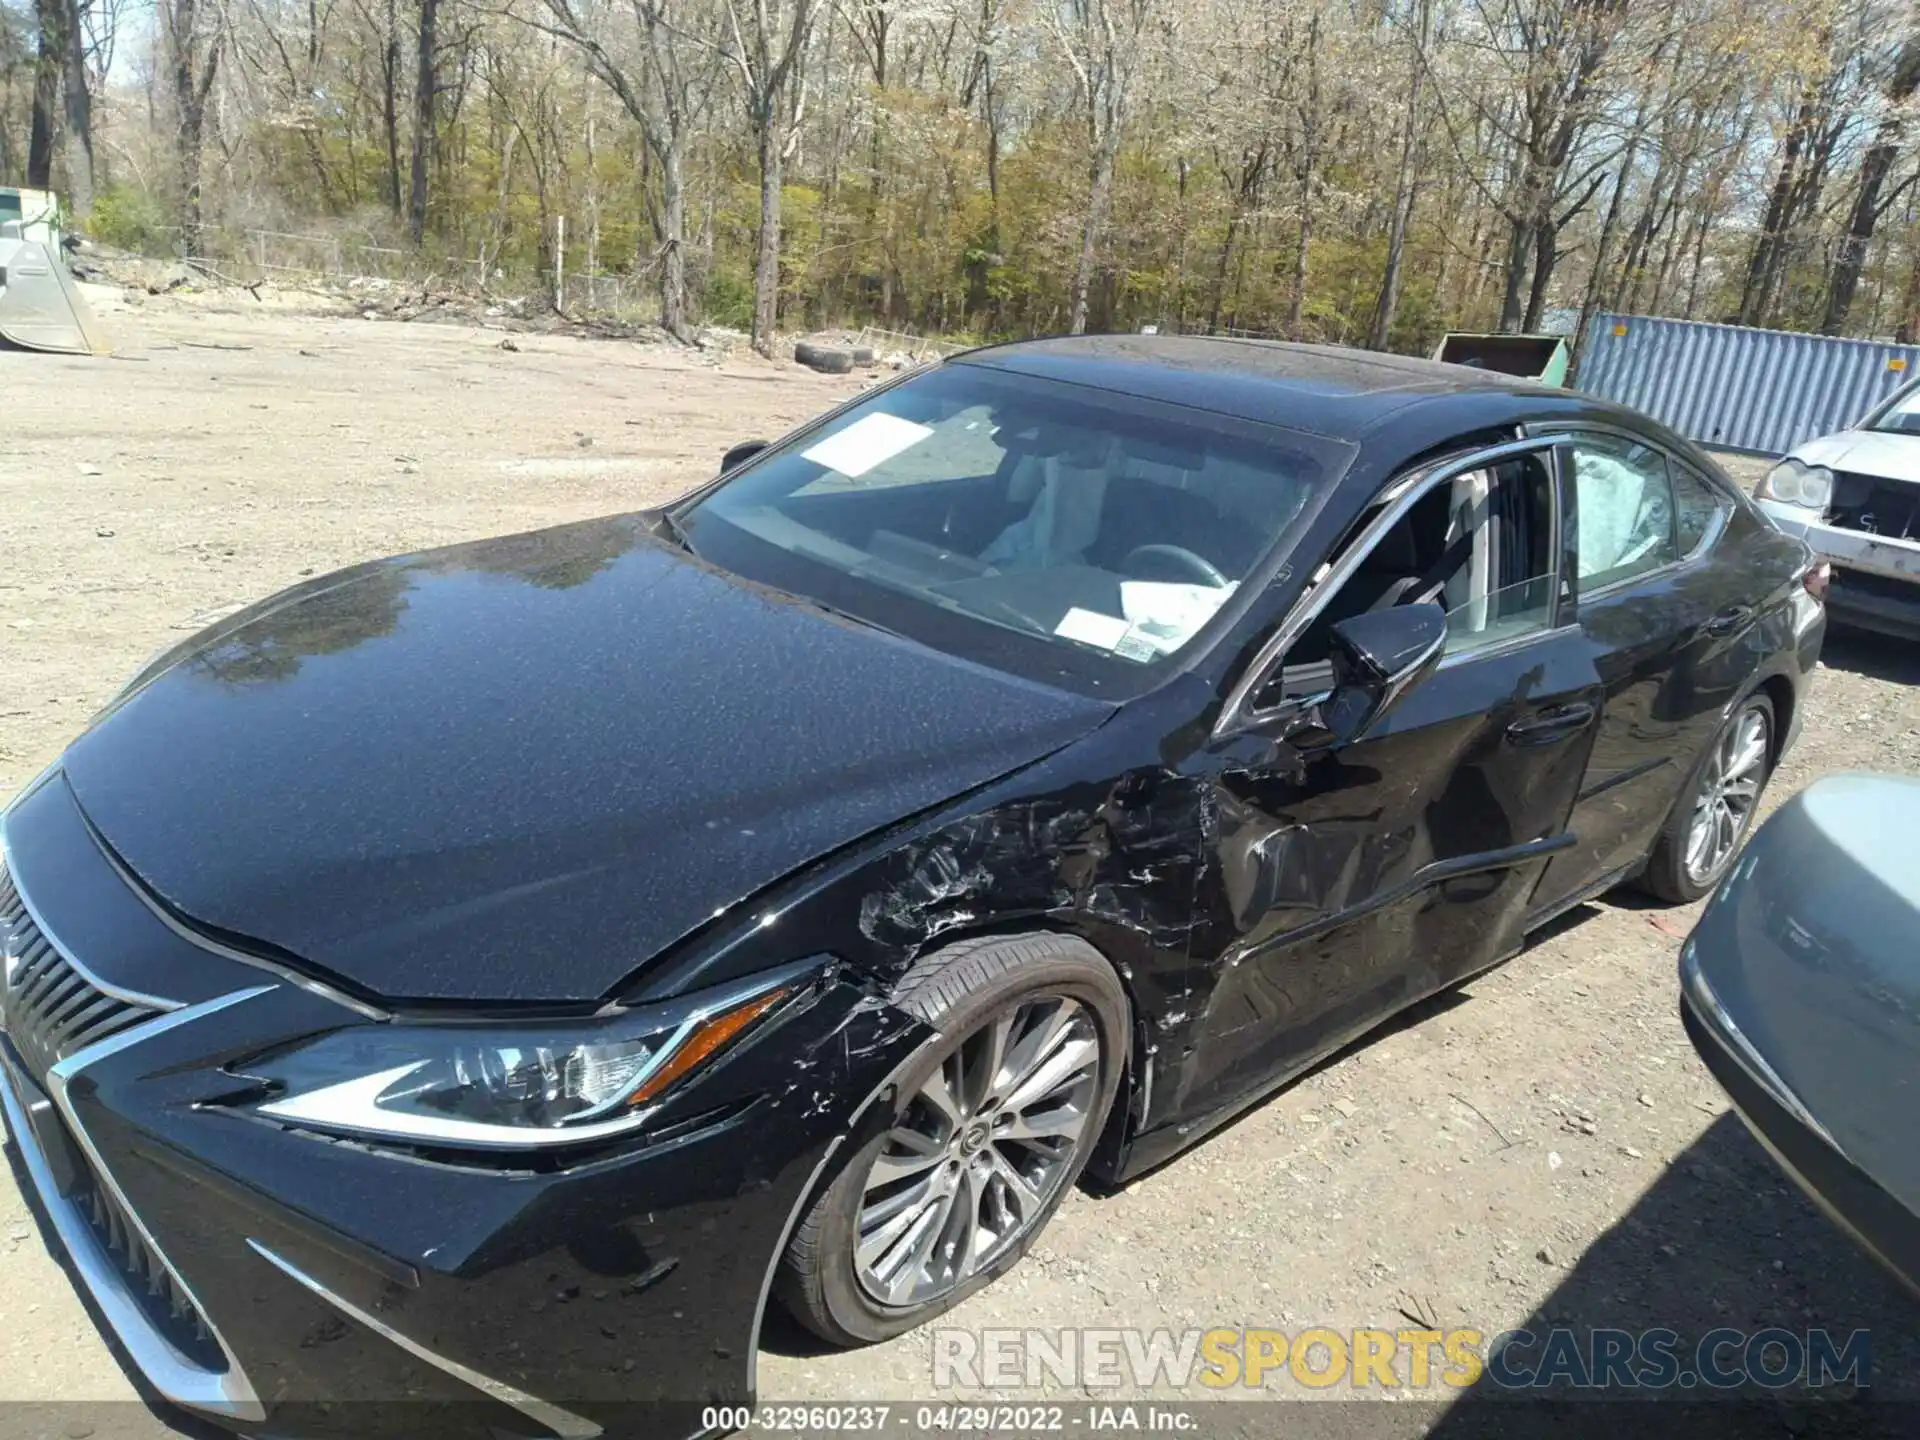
left=677, top=364, right=1356, bottom=696
left=1867, top=379, right=1920, bottom=435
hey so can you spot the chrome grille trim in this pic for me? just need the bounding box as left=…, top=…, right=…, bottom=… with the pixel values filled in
left=0, top=848, right=182, bottom=1015
left=77, top=1145, right=222, bottom=1364
left=1, top=987, right=273, bottom=1422
left=247, top=1239, right=602, bottom=1439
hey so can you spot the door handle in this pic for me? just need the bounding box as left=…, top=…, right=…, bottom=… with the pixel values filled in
left=1505, top=702, right=1597, bottom=747
left=1706, top=605, right=1752, bottom=636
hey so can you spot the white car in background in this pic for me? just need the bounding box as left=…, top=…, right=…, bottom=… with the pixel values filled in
left=1756, top=378, right=1920, bottom=639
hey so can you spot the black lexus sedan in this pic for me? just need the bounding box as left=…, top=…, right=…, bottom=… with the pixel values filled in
left=2, top=336, right=1823, bottom=1438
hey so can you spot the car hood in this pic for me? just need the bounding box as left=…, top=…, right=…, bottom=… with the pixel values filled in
left=61, top=517, right=1112, bottom=1003
left=1794, top=428, right=1920, bottom=483
left=1687, top=773, right=1920, bottom=1211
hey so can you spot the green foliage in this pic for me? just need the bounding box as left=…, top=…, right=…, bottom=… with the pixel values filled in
left=87, top=185, right=173, bottom=253
left=704, top=268, right=755, bottom=329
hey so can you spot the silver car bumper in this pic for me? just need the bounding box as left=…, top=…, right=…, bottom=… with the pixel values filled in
left=1758, top=498, right=1920, bottom=581
left=1758, top=498, right=1920, bottom=637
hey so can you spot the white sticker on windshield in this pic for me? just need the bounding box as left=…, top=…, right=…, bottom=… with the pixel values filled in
left=801, top=412, right=934, bottom=478
left=1053, top=607, right=1132, bottom=651
left=1119, top=581, right=1237, bottom=652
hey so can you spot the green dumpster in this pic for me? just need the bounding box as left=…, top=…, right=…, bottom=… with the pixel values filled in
left=1431, top=332, right=1570, bottom=386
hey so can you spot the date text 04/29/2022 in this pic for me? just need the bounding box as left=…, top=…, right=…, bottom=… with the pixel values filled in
left=702, top=1405, right=1199, bottom=1433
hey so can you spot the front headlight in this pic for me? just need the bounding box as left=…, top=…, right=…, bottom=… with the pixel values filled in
left=1758, top=459, right=1833, bottom=509
left=246, top=965, right=806, bottom=1148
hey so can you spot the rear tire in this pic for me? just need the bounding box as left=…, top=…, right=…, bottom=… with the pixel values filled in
left=775, top=933, right=1127, bottom=1346
left=1639, top=693, right=1775, bottom=904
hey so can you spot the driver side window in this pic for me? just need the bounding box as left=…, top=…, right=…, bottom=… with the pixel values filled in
left=1276, top=450, right=1560, bottom=695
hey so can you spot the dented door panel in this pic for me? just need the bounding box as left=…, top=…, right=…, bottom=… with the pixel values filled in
left=1169, top=632, right=1601, bottom=1127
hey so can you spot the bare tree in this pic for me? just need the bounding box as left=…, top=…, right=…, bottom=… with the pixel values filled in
left=161, top=0, right=222, bottom=252
left=1047, top=0, right=1156, bottom=334
left=714, top=0, right=818, bottom=354
left=1369, top=0, right=1433, bottom=349
left=60, top=0, right=92, bottom=211
left=409, top=0, right=438, bottom=243
left=1822, top=20, right=1920, bottom=332
left=26, top=0, right=60, bottom=186
left=532, top=0, right=724, bottom=342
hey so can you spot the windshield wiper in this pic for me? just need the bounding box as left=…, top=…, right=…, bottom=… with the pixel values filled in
left=954, top=594, right=1053, bottom=640
left=798, top=594, right=909, bottom=641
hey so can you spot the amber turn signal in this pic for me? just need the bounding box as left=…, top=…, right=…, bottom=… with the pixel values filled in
left=626, top=987, right=791, bottom=1107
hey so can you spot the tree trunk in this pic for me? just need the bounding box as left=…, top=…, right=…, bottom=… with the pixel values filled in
left=1821, top=129, right=1897, bottom=335
left=1367, top=90, right=1421, bottom=350
left=1575, top=159, right=1633, bottom=348
left=1497, top=211, right=1533, bottom=332
left=1897, top=241, right=1920, bottom=344
left=408, top=0, right=438, bottom=246
left=59, top=0, right=92, bottom=214
left=27, top=0, right=63, bottom=188
left=1207, top=207, right=1241, bottom=332
left=1740, top=96, right=1814, bottom=326
left=660, top=142, right=693, bottom=344
left=1822, top=36, right=1920, bottom=334
left=751, top=117, right=782, bottom=356
left=1068, top=138, right=1116, bottom=335
left=383, top=0, right=403, bottom=217
left=167, top=0, right=216, bottom=255
left=1522, top=220, right=1555, bottom=332
left=1288, top=168, right=1312, bottom=336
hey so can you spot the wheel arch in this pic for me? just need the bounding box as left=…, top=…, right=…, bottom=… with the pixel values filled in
left=741, top=920, right=1145, bottom=1386
left=1755, top=670, right=1797, bottom=763
left=895, top=915, right=1150, bottom=1184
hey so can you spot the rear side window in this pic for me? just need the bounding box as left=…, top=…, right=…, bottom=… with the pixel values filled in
left=1670, top=464, right=1728, bottom=557
left=1568, top=438, right=1677, bottom=590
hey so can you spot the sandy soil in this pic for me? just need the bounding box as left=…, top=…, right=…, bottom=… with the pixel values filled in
left=3, top=298, right=1918, bottom=1432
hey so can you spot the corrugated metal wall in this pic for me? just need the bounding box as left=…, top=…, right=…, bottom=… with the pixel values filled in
left=1576, top=313, right=1920, bottom=455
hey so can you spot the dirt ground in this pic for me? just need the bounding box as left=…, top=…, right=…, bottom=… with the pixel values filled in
left=3, top=295, right=1919, bottom=1431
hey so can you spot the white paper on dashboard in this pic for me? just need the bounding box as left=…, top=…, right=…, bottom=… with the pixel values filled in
left=1053, top=607, right=1133, bottom=650
left=801, top=412, right=934, bottom=478
left=1118, top=580, right=1237, bottom=651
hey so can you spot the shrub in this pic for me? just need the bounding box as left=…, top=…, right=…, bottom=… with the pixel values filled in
left=86, top=185, right=174, bottom=255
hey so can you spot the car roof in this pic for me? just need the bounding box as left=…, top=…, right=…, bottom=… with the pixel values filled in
left=953, top=333, right=1602, bottom=448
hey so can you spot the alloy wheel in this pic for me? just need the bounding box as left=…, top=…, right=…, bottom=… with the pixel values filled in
left=853, top=994, right=1099, bottom=1307
left=1684, top=703, right=1771, bottom=886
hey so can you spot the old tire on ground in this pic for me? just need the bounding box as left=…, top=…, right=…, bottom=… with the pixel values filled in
left=1638, top=692, right=1775, bottom=904
left=800, top=346, right=855, bottom=375
left=792, top=339, right=827, bottom=366
left=775, top=932, right=1127, bottom=1346
left=851, top=345, right=877, bottom=364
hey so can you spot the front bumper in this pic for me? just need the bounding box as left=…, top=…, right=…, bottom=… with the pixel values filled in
left=1680, top=944, right=1920, bottom=1297
left=1757, top=498, right=1920, bottom=639
left=1, top=776, right=927, bottom=1439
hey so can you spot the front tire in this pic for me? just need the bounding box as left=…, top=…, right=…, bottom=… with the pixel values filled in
left=1639, top=692, right=1775, bottom=903
left=775, top=933, right=1127, bottom=1346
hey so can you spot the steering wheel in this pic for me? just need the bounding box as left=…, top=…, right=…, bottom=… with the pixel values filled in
left=1123, top=544, right=1230, bottom=588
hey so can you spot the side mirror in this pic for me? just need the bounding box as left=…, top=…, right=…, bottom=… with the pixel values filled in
left=1319, top=603, right=1447, bottom=746
left=720, top=439, right=769, bottom=474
